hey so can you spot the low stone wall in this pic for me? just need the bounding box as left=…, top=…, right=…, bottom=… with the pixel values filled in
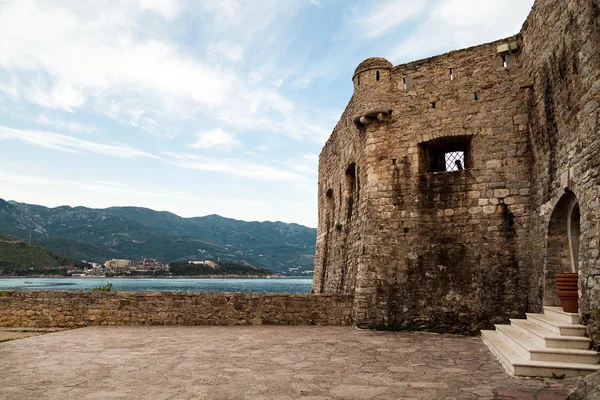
left=0, top=291, right=353, bottom=328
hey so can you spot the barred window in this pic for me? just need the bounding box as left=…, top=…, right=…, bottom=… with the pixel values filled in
left=418, top=136, right=471, bottom=173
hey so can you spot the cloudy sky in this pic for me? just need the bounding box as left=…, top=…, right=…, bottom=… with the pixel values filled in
left=0, top=0, right=534, bottom=227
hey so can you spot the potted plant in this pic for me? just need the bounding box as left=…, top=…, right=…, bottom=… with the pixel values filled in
left=555, top=272, right=578, bottom=313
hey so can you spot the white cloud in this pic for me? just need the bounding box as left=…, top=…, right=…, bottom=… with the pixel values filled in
left=291, top=66, right=332, bottom=89
left=0, top=72, right=19, bottom=100
left=303, top=153, right=319, bottom=161
left=215, top=88, right=332, bottom=143
left=25, top=80, right=86, bottom=112
left=36, top=114, right=97, bottom=134
left=0, top=171, right=265, bottom=213
left=0, top=0, right=333, bottom=144
left=270, top=78, right=284, bottom=88
left=0, top=1, right=234, bottom=121
left=206, top=43, right=245, bottom=62
left=200, top=1, right=242, bottom=26
left=162, top=151, right=311, bottom=184
left=390, top=0, right=534, bottom=62
left=0, top=125, right=316, bottom=185
left=356, top=0, right=430, bottom=38
left=293, top=164, right=316, bottom=175
left=0, top=126, right=160, bottom=159
left=188, top=128, right=242, bottom=150
left=132, top=0, right=184, bottom=20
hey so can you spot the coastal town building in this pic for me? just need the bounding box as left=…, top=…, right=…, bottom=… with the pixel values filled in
left=132, top=258, right=167, bottom=273
left=188, top=260, right=218, bottom=268
left=104, top=259, right=132, bottom=272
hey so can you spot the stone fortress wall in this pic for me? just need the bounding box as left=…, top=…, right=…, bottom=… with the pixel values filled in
left=520, top=0, right=600, bottom=327
left=0, top=291, right=352, bottom=327
left=314, top=0, right=600, bottom=335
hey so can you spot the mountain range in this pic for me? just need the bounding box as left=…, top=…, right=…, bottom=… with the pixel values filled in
left=0, top=199, right=317, bottom=274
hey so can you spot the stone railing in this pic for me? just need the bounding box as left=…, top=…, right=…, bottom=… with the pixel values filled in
left=0, top=291, right=353, bottom=328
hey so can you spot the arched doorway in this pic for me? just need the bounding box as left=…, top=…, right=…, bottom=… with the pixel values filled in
left=545, top=190, right=580, bottom=306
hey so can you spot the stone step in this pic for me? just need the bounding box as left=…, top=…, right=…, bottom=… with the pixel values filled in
left=510, top=319, right=591, bottom=349
left=496, top=324, right=531, bottom=358
left=481, top=329, right=522, bottom=375
left=496, top=325, right=599, bottom=364
left=481, top=330, right=600, bottom=377
left=526, top=313, right=587, bottom=336
left=543, top=306, right=580, bottom=325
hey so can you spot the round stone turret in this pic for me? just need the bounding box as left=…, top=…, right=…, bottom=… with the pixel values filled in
left=353, top=57, right=393, bottom=80
left=351, top=57, right=394, bottom=128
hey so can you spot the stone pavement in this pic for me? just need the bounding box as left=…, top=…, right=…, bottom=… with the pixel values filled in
left=0, top=326, right=579, bottom=399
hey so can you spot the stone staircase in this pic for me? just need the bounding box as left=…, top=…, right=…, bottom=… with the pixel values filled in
left=481, top=306, right=600, bottom=377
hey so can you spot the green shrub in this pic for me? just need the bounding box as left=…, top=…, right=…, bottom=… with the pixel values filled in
left=92, top=282, right=113, bottom=292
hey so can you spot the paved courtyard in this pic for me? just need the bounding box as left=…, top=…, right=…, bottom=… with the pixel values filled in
left=0, top=326, right=579, bottom=399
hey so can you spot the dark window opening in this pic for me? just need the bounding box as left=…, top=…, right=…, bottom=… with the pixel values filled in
left=474, top=92, right=478, bottom=100
left=345, top=163, right=357, bottom=221
left=502, top=54, right=507, bottom=69
left=402, top=77, right=407, bottom=90
left=418, top=136, right=472, bottom=173
left=357, top=74, right=360, bottom=86
left=376, top=71, right=380, bottom=81
left=345, top=163, right=356, bottom=195
left=430, top=101, right=436, bottom=109
left=449, top=68, right=454, bottom=81
left=325, top=188, right=334, bottom=228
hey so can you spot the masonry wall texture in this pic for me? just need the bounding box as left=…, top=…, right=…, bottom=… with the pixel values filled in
left=313, top=0, right=600, bottom=336
left=0, top=291, right=352, bottom=328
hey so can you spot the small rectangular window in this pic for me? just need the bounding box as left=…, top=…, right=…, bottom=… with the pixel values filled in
left=444, top=151, right=464, bottom=171
left=418, top=136, right=472, bottom=174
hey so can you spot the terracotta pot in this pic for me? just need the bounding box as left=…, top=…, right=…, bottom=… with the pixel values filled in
left=555, top=272, right=578, bottom=278
left=555, top=279, right=578, bottom=284
left=555, top=272, right=579, bottom=313
left=556, top=284, right=578, bottom=289
left=556, top=278, right=578, bottom=282
left=556, top=289, right=579, bottom=313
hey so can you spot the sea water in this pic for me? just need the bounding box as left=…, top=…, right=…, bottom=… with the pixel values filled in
left=0, top=277, right=313, bottom=294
